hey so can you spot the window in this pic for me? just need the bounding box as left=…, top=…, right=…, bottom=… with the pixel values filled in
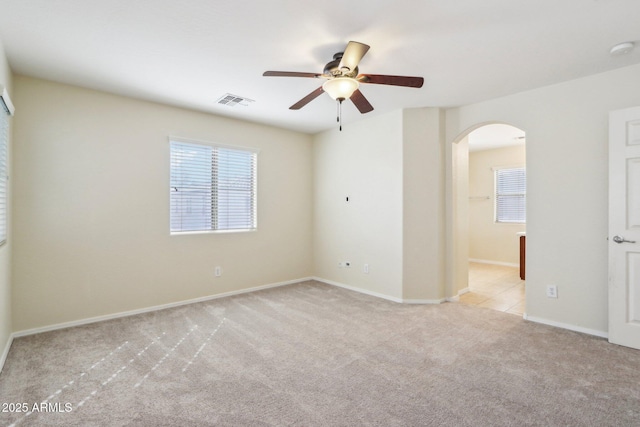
left=170, top=139, right=257, bottom=233
left=0, top=87, right=13, bottom=246
left=495, top=167, right=526, bottom=223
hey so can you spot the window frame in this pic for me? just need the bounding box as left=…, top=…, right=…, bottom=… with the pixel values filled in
left=0, top=86, right=14, bottom=247
left=169, top=137, right=258, bottom=235
left=493, top=165, right=526, bottom=224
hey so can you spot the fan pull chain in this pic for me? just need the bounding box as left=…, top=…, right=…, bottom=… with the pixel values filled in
left=337, top=98, right=344, bottom=131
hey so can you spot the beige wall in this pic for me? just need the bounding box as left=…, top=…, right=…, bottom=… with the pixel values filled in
left=451, top=137, right=469, bottom=295
left=313, top=107, right=447, bottom=302
left=0, top=39, right=13, bottom=361
left=12, top=76, right=313, bottom=331
left=446, top=63, right=640, bottom=335
left=313, top=110, right=404, bottom=300
left=468, top=145, right=526, bottom=265
left=8, top=59, right=640, bottom=340
left=402, top=108, right=447, bottom=301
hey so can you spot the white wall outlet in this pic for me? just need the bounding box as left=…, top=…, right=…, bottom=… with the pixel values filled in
left=215, top=266, right=222, bottom=277
left=546, top=285, right=558, bottom=298
left=363, top=264, right=369, bottom=274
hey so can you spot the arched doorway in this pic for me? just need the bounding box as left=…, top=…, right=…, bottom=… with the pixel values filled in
left=448, top=123, right=527, bottom=316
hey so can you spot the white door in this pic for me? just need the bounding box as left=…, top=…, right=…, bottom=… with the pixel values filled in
left=609, top=106, right=640, bottom=349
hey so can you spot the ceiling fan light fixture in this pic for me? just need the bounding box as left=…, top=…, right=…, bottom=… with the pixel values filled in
left=322, top=77, right=359, bottom=100
left=263, top=41, right=423, bottom=115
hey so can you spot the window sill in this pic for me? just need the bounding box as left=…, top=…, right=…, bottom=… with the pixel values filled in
left=170, top=229, right=257, bottom=236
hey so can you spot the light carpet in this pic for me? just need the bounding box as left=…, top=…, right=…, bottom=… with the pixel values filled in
left=1, top=280, right=639, bottom=426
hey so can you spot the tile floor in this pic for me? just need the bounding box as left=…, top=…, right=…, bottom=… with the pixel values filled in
left=459, top=262, right=525, bottom=316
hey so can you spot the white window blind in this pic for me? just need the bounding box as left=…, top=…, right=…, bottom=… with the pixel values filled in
left=0, top=90, right=11, bottom=246
left=495, top=167, right=526, bottom=223
left=170, top=139, right=257, bottom=233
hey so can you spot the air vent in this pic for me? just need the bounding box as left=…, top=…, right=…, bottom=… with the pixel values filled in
left=216, top=93, right=255, bottom=107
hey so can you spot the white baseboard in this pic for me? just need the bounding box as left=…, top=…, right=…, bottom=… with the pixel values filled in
left=13, top=277, right=313, bottom=338
left=313, top=277, right=403, bottom=303
left=313, top=277, right=444, bottom=305
left=469, top=258, right=519, bottom=268
left=0, top=333, right=14, bottom=373
left=523, top=314, right=608, bottom=339
left=445, top=287, right=470, bottom=303
left=404, top=298, right=446, bottom=304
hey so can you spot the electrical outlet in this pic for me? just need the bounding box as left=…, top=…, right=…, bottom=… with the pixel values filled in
left=546, top=285, right=558, bottom=298
left=215, top=266, right=222, bottom=277
left=363, top=264, right=369, bottom=274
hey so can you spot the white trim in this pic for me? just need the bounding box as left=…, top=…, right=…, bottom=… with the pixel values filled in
left=405, top=298, right=446, bottom=304
left=491, top=163, right=526, bottom=172
left=469, top=258, right=519, bottom=268
left=446, top=286, right=470, bottom=302
left=13, top=277, right=312, bottom=338
left=523, top=314, right=608, bottom=339
left=313, top=277, right=403, bottom=303
left=313, top=277, right=445, bottom=304
left=170, top=228, right=257, bottom=236
left=0, top=85, right=15, bottom=116
left=0, top=333, right=14, bottom=373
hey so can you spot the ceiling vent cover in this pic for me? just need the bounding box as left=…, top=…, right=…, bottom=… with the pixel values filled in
left=216, top=93, right=255, bottom=107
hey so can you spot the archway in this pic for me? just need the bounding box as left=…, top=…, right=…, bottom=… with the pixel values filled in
left=447, top=123, right=527, bottom=316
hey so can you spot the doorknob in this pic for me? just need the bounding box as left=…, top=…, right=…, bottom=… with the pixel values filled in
left=613, top=235, right=636, bottom=244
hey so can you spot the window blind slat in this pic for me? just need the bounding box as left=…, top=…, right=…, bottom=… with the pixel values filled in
left=170, top=140, right=257, bottom=232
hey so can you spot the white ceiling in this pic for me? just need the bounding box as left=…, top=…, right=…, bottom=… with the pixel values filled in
left=0, top=0, right=639, bottom=134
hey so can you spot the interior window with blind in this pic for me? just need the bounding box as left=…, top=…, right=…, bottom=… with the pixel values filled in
left=170, top=139, right=257, bottom=233
left=495, top=167, right=526, bottom=223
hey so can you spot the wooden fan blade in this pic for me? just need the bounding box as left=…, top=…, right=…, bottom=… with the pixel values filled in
left=290, top=86, right=325, bottom=110
left=263, top=71, right=322, bottom=78
left=350, top=89, right=374, bottom=114
left=338, top=41, right=370, bottom=73
left=357, top=74, right=424, bottom=88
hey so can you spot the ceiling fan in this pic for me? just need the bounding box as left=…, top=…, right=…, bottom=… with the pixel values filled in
left=263, top=41, right=424, bottom=130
